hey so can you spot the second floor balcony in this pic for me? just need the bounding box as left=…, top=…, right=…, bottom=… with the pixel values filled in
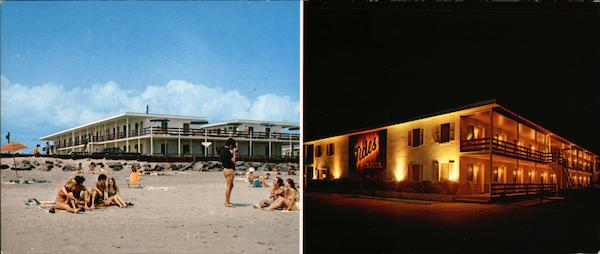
left=55, top=126, right=299, bottom=149
left=461, top=138, right=553, bottom=163
left=461, top=138, right=595, bottom=172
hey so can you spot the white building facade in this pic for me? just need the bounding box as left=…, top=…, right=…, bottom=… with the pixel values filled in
left=40, top=113, right=299, bottom=158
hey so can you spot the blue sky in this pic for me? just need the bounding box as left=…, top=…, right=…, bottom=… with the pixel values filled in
left=1, top=2, right=300, bottom=152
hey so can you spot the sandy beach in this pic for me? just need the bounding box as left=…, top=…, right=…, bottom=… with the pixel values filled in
left=1, top=157, right=300, bottom=254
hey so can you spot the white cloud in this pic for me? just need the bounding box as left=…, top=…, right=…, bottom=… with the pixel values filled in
left=0, top=76, right=299, bottom=146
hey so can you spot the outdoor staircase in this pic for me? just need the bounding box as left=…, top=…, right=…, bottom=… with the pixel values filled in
left=558, top=152, right=575, bottom=189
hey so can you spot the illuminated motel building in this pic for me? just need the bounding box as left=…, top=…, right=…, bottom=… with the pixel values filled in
left=304, top=100, right=598, bottom=195
left=40, top=112, right=300, bottom=158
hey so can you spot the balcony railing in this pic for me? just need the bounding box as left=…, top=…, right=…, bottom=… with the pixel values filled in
left=54, top=127, right=299, bottom=148
left=491, top=183, right=557, bottom=196
left=461, top=138, right=554, bottom=163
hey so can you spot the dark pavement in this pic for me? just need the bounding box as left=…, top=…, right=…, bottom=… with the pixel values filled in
left=303, top=192, right=600, bottom=253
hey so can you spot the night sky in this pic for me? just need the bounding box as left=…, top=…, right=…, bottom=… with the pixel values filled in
left=303, top=3, right=600, bottom=154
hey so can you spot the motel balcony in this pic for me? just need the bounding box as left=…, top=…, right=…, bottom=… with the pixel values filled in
left=460, top=138, right=595, bottom=173
left=54, top=126, right=299, bottom=149
left=461, top=138, right=554, bottom=163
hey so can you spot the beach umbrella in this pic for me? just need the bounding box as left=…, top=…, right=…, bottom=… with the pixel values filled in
left=1, top=142, right=28, bottom=178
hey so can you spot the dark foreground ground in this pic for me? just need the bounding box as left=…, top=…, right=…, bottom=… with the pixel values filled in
left=304, top=191, right=600, bottom=253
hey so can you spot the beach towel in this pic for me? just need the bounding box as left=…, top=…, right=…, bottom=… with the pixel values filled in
left=23, top=198, right=56, bottom=213
left=144, top=186, right=175, bottom=191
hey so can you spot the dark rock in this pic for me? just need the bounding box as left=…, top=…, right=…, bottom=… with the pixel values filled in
left=235, top=161, right=244, bottom=166
left=22, top=160, right=31, bottom=165
left=45, top=161, right=54, bottom=165
left=0, top=164, right=9, bottom=170
left=63, top=165, right=77, bottom=171
left=32, top=160, right=40, bottom=166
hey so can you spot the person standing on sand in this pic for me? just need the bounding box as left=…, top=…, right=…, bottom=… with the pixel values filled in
left=220, top=138, right=237, bottom=207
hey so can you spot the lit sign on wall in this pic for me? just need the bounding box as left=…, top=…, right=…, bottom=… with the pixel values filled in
left=349, top=130, right=387, bottom=173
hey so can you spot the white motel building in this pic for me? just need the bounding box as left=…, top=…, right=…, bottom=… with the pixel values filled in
left=40, top=112, right=299, bottom=158
left=304, top=100, right=599, bottom=196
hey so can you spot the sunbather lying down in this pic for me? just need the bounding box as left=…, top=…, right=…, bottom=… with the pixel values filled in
left=24, top=197, right=56, bottom=213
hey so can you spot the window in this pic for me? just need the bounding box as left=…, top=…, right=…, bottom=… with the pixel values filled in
left=160, top=144, right=167, bottom=154
left=431, top=161, right=439, bottom=182
left=411, top=164, right=423, bottom=182
left=183, top=144, right=190, bottom=154
left=248, top=127, right=254, bottom=135
left=440, top=163, right=450, bottom=181
left=493, top=167, right=499, bottom=183
left=440, top=123, right=450, bottom=143
left=434, top=123, right=455, bottom=143
left=466, top=125, right=475, bottom=140
left=326, top=143, right=335, bottom=156
left=265, top=128, right=271, bottom=136
left=408, top=128, right=423, bottom=147
left=305, top=144, right=314, bottom=164
left=183, top=123, right=190, bottom=134
left=316, top=145, right=322, bottom=157
left=467, top=164, right=474, bottom=182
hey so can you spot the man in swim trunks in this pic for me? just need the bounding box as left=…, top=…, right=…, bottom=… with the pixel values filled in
left=90, top=174, right=107, bottom=209
left=71, top=175, right=90, bottom=210
left=220, top=138, right=237, bottom=207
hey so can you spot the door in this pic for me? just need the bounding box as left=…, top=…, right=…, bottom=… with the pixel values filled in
left=183, top=123, right=190, bottom=135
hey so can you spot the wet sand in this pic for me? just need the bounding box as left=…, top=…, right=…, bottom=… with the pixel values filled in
left=1, top=157, right=300, bottom=254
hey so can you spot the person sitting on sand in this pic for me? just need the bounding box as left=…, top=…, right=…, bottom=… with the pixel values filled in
left=98, top=163, right=107, bottom=175
left=128, top=166, right=142, bottom=188
left=55, top=178, right=83, bottom=213
left=72, top=175, right=91, bottom=210
left=247, top=167, right=256, bottom=186
left=89, top=162, right=97, bottom=174
left=90, top=174, right=107, bottom=209
left=253, top=177, right=284, bottom=209
left=263, top=178, right=299, bottom=211
left=258, top=172, right=270, bottom=187
left=76, top=163, right=83, bottom=175
left=104, top=177, right=127, bottom=208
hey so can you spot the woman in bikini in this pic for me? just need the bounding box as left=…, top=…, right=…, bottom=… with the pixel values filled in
left=104, top=177, right=127, bottom=208
left=263, top=178, right=299, bottom=211
left=54, top=178, right=82, bottom=213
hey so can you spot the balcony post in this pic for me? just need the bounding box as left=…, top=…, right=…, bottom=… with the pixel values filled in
left=289, top=134, right=292, bottom=158
left=489, top=108, right=493, bottom=196
left=150, top=127, right=154, bottom=156
left=137, top=138, right=141, bottom=154
left=178, top=128, right=181, bottom=157
left=250, top=131, right=253, bottom=158
left=126, top=117, right=129, bottom=152
left=114, top=120, right=117, bottom=148
left=204, top=129, right=208, bottom=158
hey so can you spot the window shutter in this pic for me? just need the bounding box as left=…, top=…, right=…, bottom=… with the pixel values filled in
left=434, top=125, right=440, bottom=143
left=450, top=122, right=455, bottom=141
left=419, top=128, right=424, bottom=146
left=408, top=130, right=412, bottom=147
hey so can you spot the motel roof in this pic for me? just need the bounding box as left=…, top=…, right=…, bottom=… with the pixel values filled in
left=40, top=112, right=207, bottom=140
left=305, top=99, right=598, bottom=156
left=198, top=119, right=299, bottom=129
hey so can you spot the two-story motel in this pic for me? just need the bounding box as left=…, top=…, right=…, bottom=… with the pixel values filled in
left=304, top=100, right=598, bottom=196
left=40, top=112, right=299, bottom=158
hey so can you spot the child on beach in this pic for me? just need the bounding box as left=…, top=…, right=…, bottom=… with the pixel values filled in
left=128, top=166, right=142, bottom=188
left=89, top=162, right=97, bottom=174
left=76, top=163, right=83, bottom=175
